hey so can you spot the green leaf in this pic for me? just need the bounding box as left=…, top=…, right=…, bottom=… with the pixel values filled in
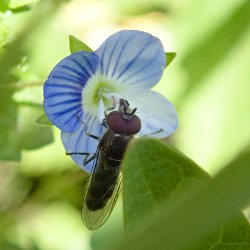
left=192, top=214, right=250, bottom=250
left=0, top=0, right=37, bottom=13
left=16, top=105, right=53, bottom=150
left=0, top=24, right=10, bottom=46
left=165, top=52, right=176, bottom=68
left=8, top=4, right=31, bottom=13
left=180, top=1, right=250, bottom=101
left=0, top=98, right=21, bottom=161
left=106, top=139, right=250, bottom=250
left=0, top=104, right=53, bottom=161
left=123, top=138, right=209, bottom=231
left=35, top=113, right=53, bottom=126
left=0, top=0, right=9, bottom=12
left=69, top=35, right=93, bottom=54
left=0, top=0, right=66, bottom=161
left=8, top=0, right=38, bottom=9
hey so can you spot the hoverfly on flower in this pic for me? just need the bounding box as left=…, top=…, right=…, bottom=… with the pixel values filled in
left=43, top=30, right=178, bottom=229
left=66, top=98, right=141, bottom=229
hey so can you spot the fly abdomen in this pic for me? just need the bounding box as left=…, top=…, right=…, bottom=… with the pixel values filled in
left=86, top=164, right=120, bottom=211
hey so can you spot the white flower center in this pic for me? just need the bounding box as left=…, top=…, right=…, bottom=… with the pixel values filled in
left=82, top=73, right=122, bottom=115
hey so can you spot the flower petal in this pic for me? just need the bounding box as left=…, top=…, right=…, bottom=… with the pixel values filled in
left=98, top=98, right=105, bottom=124
left=121, top=89, right=178, bottom=138
left=44, top=51, right=99, bottom=132
left=61, top=113, right=106, bottom=173
left=95, top=30, right=165, bottom=89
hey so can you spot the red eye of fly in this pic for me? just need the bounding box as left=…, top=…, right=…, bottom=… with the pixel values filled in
left=106, top=111, right=141, bottom=135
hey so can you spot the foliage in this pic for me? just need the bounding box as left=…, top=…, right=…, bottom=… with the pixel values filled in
left=69, top=35, right=93, bottom=54
left=118, top=139, right=250, bottom=249
left=165, top=52, right=176, bottom=68
left=0, top=0, right=250, bottom=250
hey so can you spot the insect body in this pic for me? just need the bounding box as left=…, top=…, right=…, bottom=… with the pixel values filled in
left=82, top=98, right=141, bottom=230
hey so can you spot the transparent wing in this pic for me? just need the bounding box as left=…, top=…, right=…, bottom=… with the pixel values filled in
left=82, top=171, right=122, bottom=230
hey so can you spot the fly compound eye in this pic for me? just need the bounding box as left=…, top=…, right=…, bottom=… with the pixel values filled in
left=127, top=115, right=141, bottom=134
left=106, top=111, right=127, bottom=134
left=106, top=111, right=141, bottom=135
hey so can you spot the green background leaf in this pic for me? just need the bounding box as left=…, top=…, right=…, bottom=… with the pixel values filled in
left=35, top=113, right=53, bottom=126
left=0, top=0, right=56, bottom=161
left=106, top=139, right=250, bottom=250
left=123, top=138, right=209, bottom=231
left=165, top=52, right=176, bottom=68
left=69, top=35, right=93, bottom=54
left=16, top=105, right=53, bottom=150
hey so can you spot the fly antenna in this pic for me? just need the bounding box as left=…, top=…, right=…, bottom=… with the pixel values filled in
left=130, top=108, right=137, bottom=116
left=125, top=100, right=130, bottom=106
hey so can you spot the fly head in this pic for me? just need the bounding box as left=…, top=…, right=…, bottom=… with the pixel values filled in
left=106, top=98, right=141, bottom=135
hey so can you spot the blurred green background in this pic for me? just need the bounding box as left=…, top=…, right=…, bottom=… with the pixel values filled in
left=0, top=0, right=249, bottom=249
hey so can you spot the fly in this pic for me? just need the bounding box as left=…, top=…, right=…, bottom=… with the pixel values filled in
left=69, top=98, right=141, bottom=230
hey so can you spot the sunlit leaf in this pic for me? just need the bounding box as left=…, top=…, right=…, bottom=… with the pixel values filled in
left=69, top=35, right=93, bottom=54
left=0, top=25, right=10, bottom=46
left=8, top=0, right=39, bottom=10
left=181, top=0, right=250, bottom=100
left=0, top=0, right=39, bottom=12
left=0, top=1, right=9, bottom=12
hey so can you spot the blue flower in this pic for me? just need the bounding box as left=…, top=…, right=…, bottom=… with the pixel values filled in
left=43, top=30, right=178, bottom=173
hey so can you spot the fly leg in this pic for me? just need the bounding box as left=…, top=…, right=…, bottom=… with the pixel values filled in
left=66, top=152, right=97, bottom=166
left=102, top=118, right=107, bottom=128
left=65, top=116, right=100, bottom=165
left=141, top=128, right=163, bottom=137
left=76, top=115, right=101, bottom=140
